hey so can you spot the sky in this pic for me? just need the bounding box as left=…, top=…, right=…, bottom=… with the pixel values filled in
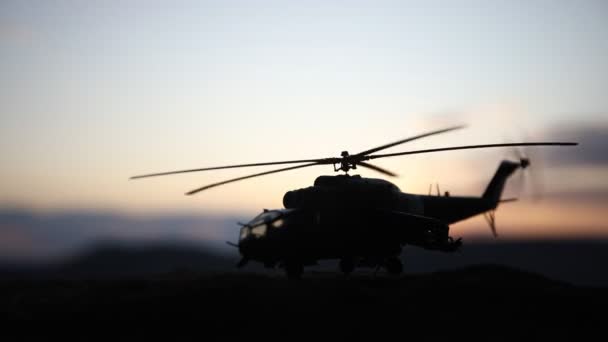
left=1, top=1, right=607, bottom=253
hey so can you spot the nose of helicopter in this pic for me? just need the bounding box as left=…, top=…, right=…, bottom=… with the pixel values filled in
left=236, top=209, right=293, bottom=259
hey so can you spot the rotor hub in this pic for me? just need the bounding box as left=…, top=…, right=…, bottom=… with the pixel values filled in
left=336, top=151, right=358, bottom=173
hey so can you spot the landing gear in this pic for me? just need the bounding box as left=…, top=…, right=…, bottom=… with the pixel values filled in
left=384, top=257, right=403, bottom=276
left=284, top=261, right=303, bottom=280
left=484, top=210, right=498, bottom=237
left=339, top=257, right=355, bottom=275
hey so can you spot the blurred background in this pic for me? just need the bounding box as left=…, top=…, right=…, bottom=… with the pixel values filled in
left=1, top=1, right=607, bottom=283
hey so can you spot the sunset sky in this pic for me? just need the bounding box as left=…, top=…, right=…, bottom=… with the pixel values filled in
left=1, top=1, right=607, bottom=255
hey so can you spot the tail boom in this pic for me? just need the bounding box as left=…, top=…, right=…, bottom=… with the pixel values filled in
left=482, top=160, right=522, bottom=209
left=413, top=160, right=523, bottom=225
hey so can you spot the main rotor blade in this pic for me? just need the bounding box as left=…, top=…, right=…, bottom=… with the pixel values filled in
left=353, top=125, right=466, bottom=157
left=367, top=142, right=578, bottom=160
left=185, top=162, right=321, bottom=195
left=130, top=158, right=335, bottom=180
left=357, top=161, right=398, bottom=177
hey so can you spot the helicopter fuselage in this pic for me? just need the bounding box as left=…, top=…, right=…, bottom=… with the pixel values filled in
left=238, top=160, right=524, bottom=275
left=237, top=174, right=483, bottom=268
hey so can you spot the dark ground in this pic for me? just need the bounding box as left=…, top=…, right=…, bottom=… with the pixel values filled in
left=1, top=266, right=607, bottom=340
left=1, top=241, right=607, bottom=339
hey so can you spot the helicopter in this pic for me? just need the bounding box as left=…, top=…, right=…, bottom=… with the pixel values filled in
left=131, top=125, right=577, bottom=279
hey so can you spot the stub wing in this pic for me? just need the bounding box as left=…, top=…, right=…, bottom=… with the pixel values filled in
left=382, top=210, right=462, bottom=252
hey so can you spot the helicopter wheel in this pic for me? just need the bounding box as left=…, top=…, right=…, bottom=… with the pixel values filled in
left=285, top=261, right=304, bottom=280
left=385, top=257, right=403, bottom=276
left=339, top=257, right=355, bottom=275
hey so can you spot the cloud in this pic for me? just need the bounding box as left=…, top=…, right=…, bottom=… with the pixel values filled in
left=541, top=188, right=608, bottom=203
left=543, top=121, right=608, bottom=167
left=0, top=209, right=244, bottom=262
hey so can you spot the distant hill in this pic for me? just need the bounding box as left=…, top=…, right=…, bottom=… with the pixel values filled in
left=2, top=239, right=608, bottom=287
left=401, top=240, right=608, bottom=287
left=0, top=241, right=237, bottom=279
left=57, top=242, right=236, bottom=278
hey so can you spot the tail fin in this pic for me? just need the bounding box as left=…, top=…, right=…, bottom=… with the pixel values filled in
left=482, top=160, right=522, bottom=208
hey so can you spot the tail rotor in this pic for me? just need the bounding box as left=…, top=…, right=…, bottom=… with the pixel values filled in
left=509, top=143, right=545, bottom=202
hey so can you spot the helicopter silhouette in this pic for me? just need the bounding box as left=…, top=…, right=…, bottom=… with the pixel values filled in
left=131, top=125, right=577, bottom=279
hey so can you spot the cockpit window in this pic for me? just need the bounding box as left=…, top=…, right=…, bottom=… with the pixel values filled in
left=271, top=218, right=284, bottom=229
left=251, top=224, right=267, bottom=237
left=248, top=210, right=283, bottom=227
left=242, top=209, right=291, bottom=238
left=239, top=227, right=250, bottom=240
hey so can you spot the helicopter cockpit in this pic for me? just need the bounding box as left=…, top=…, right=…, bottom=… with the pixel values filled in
left=239, top=209, right=291, bottom=241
